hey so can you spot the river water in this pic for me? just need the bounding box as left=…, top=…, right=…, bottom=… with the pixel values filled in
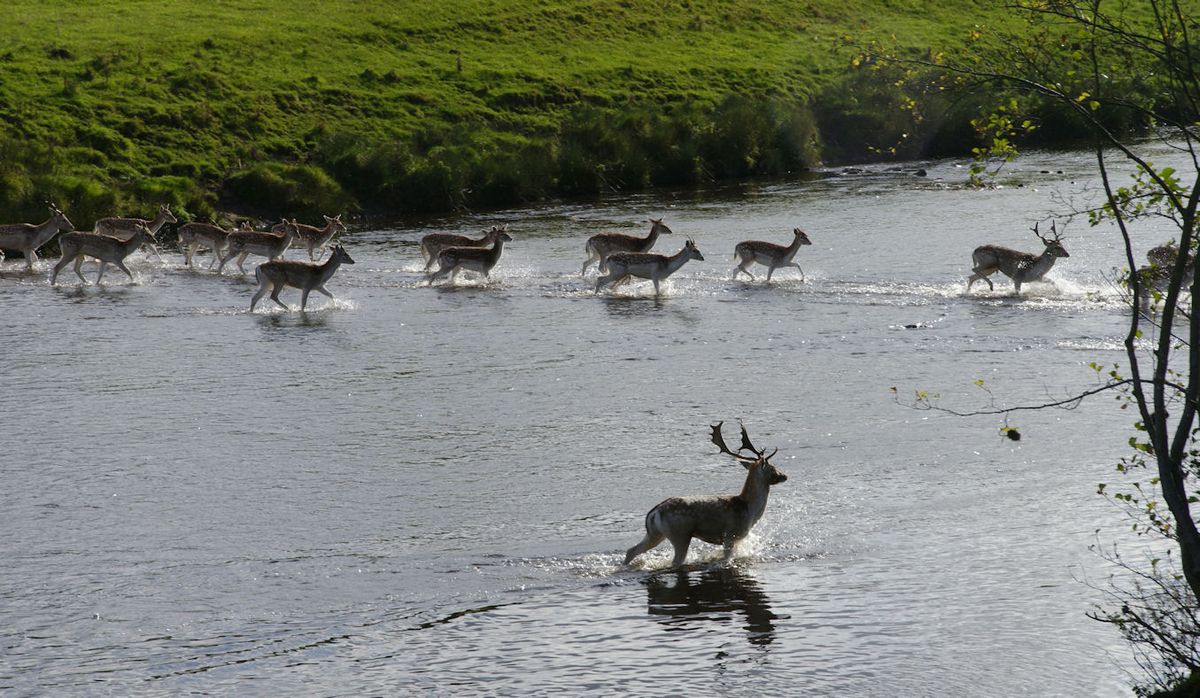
left=1, top=145, right=1182, bottom=695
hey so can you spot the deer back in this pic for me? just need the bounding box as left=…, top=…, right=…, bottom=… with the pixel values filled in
left=587, top=219, right=672, bottom=256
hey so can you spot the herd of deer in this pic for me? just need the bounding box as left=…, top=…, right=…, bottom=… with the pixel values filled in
left=2, top=204, right=1195, bottom=567
left=1, top=203, right=1195, bottom=308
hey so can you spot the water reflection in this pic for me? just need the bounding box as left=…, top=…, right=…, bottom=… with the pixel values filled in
left=600, top=296, right=667, bottom=316
left=257, top=312, right=333, bottom=330
left=643, top=566, right=780, bottom=647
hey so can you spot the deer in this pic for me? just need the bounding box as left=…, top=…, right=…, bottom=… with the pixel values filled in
left=624, top=421, right=788, bottom=568
left=581, top=218, right=673, bottom=276
left=288, top=215, right=347, bottom=261
left=217, top=224, right=297, bottom=274
left=1134, top=243, right=1196, bottom=297
left=0, top=203, right=74, bottom=270
left=420, top=225, right=506, bottom=271
left=966, top=221, right=1070, bottom=295
left=178, top=221, right=239, bottom=269
left=732, top=227, right=813, bottom=282
left=92, top=203, right=177, bottom=262
left=250, top=244, right=356, bottom=311
left=594, top=238, right=704, bottom=297
left=51, top=223, right=157, bottom=285
left=427, top=227, right=513, bottom=285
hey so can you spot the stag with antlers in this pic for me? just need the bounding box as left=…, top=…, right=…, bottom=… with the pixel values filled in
left=624, top=422, right=788, bottom=568
left=966, top=221, right=1070, bottom=295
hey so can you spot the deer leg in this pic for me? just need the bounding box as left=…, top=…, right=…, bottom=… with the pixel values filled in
left=722, top=537, right=738, bottom=562
left=624, top=531, right=665, bottom=565
left=595, top=271, right=616, bottom=293
left=250, top=278, right=271, bottom=311
left=115, top=260, right=134, bottom=281
left=581, top=253, right=598, bottom=277
left=668, top=535, right=693, bottom=568
left=1013, top=280, right=1023, bottom=295
left=269, top=285, right=288, bottom=309
left=300, top=288, right=312, bottom=310
left=733, top=261, right=755, bottom=280
left=73, top=256, right=88, bottom=284
left=26, top=249, right=38, bottom=270
left=428, top=264, right=452, bottom=286
left=967, top=267, right=995, bottom=292
left=95, top=261, right=108, bottom=285
left=315, top=284, right=334, bottom=299
left=236, top=252, right=249, bottom=275
left=781, top=262, right=805, bottom=281
left=652, top=278, right=662, bottom=297
left=51, top=256, right=71, bottom=285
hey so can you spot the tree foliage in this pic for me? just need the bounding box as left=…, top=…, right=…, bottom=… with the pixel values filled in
left=902, top=0, right=1200, bottom=692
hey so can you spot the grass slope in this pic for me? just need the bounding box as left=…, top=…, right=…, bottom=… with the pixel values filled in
left=0, top=0, right=1017, bottom=225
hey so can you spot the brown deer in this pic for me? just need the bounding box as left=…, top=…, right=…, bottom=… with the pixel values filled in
left=178, top=222, right=238, bottom=269
left=0, top=203, right=74, bottom=270
left=625, top=422, right=788, bottom=568
left=595, top=239, right=704, bottom=297
left=966, top=221, right=1070, bottom=295
left=420, top=225, right=505, bottom=271
left=92, top=203, right=177, bottom=262
left=1135, top=243, right=1195, bottom=296
left=51, top=224, right=157, bottom=285
left=289, top=215, right=347, bottom=261
left=581, top=218, right=673, bottom=276
left=427, top=227, right=513, bottom=285
left=218, top=224, right=297, bottom=274
left=732, top=227, right=813, bottom=282
left=250, top=245, right=355, bottom=311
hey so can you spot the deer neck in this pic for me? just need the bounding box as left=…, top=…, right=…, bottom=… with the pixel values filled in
left=33, top=216, right=67, bottom=246
left=1019, top=249, right=1059, bottom=280
left=781, top=235, right=804, bottom=259
left=736, top=466, right=773, bottom=526
left=146, top=211, right=172, bottom=234
left=317, top=254, right=343, bottom=281
left=640, top=224, right=663, bottom=249
left=119, top=234, right=148, bottom=258
left=662, top=248, right=693, bottom=275
left=485, top=237, right=507, bottom=263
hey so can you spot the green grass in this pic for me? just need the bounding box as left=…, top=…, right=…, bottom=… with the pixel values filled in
left=0, top=0, right=1030, bottom=225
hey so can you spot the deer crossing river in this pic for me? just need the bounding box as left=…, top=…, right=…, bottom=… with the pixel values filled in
left=1, top=146, right=1182, bottom=695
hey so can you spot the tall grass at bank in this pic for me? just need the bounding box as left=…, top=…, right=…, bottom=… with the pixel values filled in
left=0, top=0, right=1096, bottom=225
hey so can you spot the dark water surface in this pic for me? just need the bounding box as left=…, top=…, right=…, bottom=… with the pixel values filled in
left=2, top=148, right=1179, bottom=695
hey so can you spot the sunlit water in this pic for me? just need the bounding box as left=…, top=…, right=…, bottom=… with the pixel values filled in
left=1, top=146, right=1184, bottom=696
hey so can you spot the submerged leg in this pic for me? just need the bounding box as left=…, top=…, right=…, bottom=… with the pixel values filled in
left=668, top=535, right=693, bottom=568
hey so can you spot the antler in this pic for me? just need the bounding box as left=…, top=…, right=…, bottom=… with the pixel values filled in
left=710, top=421, right=773, bottom=464
left=1032, top=220, right=1063, bottom=244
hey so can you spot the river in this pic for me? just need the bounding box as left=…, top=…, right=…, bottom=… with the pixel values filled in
left=1, top=145, right=1180, bottom=695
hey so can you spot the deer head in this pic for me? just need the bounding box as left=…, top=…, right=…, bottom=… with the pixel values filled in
left=793, top=228, right=813, bottom=245
left=1032, top=221, right=1069, bottom=258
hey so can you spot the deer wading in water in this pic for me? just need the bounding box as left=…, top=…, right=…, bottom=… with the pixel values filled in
left=624, top=422, right=788, bottom=568
left=966, top=221, right=1069, bottom=295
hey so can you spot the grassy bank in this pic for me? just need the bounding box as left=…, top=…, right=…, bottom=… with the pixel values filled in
left=1, top=1, right=1042, bottom=227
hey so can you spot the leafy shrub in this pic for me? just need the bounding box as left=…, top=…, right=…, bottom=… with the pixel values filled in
left=222, top=163, right=352, bottom=218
